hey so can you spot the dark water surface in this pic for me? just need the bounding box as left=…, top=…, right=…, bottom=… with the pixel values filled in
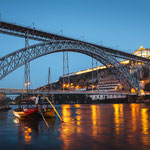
left=1, top=104, right=150, bottom=150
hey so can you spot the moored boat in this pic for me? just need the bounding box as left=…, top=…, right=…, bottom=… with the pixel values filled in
left=40, top=67, right=56, bottom=118
left=13, top=106, right=39, bottom=120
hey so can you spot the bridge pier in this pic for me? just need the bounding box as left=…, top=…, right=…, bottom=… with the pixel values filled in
left=0, top=92, right=10, bottom=111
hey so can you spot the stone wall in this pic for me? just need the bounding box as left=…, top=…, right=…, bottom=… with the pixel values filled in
left=0, top=93, right=10, bottom=111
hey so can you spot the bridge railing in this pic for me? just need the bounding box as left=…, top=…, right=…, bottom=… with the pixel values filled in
left=0, top=88, right=134, bottom=96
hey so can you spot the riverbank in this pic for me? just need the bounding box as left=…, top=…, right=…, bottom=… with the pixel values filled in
left=11, top=94, right=150, bottom=105
left=53, top=94, right=137, bottom=104
left=53, top=94, right=150, bottom=104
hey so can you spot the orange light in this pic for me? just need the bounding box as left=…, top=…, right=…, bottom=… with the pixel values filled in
left=131, top=88, right=136, bottom=93
left=92, top=85, right=95, bottom=89
left=66, top=84, right=69, bottom=88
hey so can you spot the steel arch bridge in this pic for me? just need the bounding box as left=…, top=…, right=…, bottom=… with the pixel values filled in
left=0, top=39, right=147, bottom=93
left=1, top=21, right=150, bottom=94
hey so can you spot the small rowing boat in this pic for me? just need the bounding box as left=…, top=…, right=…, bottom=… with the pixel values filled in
left=13, top=106, right=39, bottom=120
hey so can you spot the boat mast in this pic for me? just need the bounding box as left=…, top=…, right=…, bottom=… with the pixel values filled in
left=47, top=67, right=50, bottom=97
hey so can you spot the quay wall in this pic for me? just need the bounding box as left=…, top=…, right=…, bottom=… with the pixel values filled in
left=53, top=94, right=138, bottom=104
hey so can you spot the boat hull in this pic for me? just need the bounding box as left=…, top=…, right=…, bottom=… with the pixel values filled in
left=43, top=108, right=55, bottom=118
left=13, top=107, right=39, bottom=120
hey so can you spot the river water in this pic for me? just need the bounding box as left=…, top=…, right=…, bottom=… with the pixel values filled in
left=0, top=104, right=150, bottom=150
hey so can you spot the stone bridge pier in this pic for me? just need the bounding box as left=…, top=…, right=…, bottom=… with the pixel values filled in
left=0, top=92, right=10, bottom=111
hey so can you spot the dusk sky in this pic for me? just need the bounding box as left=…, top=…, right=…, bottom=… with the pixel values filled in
left=0, top=0, right=150, bottom=89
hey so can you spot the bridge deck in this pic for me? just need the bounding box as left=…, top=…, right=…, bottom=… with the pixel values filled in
left=0, top=89, right=136, bottom=96
left=0, top=21, right=72, bottom=41
left=0, top=20, right=149, bottom=62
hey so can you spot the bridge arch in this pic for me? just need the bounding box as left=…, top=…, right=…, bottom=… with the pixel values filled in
left=0, top=40, right=139, bottom=92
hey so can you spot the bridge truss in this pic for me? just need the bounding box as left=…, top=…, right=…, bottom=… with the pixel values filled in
left=0, top=21, right=150, bottom=93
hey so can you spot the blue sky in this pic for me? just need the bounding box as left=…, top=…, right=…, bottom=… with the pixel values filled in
left=0, top=0, right=150, bottom=89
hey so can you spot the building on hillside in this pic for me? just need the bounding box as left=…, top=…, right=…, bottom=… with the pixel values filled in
left=39, top=46, right=150, bottom=99
left=134, top=46, right=150, bottom=58
left=132, top=46, right=150, bottom=93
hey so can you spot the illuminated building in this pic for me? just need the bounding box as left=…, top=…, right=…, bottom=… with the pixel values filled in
left=134, top=46, right=150, bottom=58
left=39, top=46, right=150, bottom=98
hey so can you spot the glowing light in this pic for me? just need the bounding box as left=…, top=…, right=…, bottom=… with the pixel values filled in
left=140, top=45, right=144, bottom=50
left=115, top=86, right=118, bottom=90
left=25, top=82, right=30, bottom=86
left=130, top=104, right=139, bottom=132
left=76, top=66, right=106, bottom=75
left=113, top=104, right=124, bottom=134
left=91, top=105, right=101, bottom=136
left=91, top=105, right=97, bottom=125
left=134, top=46, right=150, bottom=59
left=76, top=85, right=80, bottom=89
left=131, top=88, right=136, bottom=93
left=61, top=105, right=71, bottom=122
left=24, top=126, right=32, bottom=144
left=66, top=84, right=69, bottom=88
left=92, top=85, right=95, bottom=89
left=74, top=104, right=81, bottom=108
left=140, top=89, right=145, bottom=95
left=59, top=105, right=81, bottom=150
left=141, top=108, right=149, bottom=135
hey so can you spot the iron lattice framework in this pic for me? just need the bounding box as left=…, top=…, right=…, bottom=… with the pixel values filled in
left=63, top=51, right=70, bottom=90
left=1, top=40, right=149, bottom=92
left=0, top=20, right=150, bottom=62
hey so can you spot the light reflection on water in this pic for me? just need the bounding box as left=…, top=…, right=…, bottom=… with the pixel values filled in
left=1, top=104, right=150, bottom=150
left=113, top=104, right=124, bottom=134
left=59, top=104, right=150, bottom=150
left=13, top=117, right=37, bottom=144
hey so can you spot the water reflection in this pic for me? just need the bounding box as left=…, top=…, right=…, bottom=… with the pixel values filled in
left=59, top=104, right=150, bottom=149
left=59, top=104, right=102, bottom=150
left=113, top=104, right=124, bottom=134
left=141, top=108, right=150, bottom=146
left=13, top=117, right=40, bottom=144
left=130, top=104, right=140, bottom=132
left=2, top=104, right=150, bottom=149
left=91, top=105, right=101, bottom=137
left=61, top=104, right=71, bottom=122
left=60, top=104, right=84, bottom=150
left=24, top=126, right=32, bottom=144
left=74, top=104, right=81, bottom=126
left=13, top=117, right=56, bottom=145
left=141, top=108, right=149, bottom=135
left=60, top=105, right=73, bottom=150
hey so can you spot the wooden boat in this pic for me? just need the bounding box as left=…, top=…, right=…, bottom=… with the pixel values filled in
left=13, top=106, right=39, bottom=120
left=42, top=107, right=55, bottom=118
left=41, top=67, right=55, bottom=118
left=13, top=64, right=40, bottom=120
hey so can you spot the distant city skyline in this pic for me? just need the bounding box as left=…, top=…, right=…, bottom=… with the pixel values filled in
left=0, top=0, right=150, bottom=89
